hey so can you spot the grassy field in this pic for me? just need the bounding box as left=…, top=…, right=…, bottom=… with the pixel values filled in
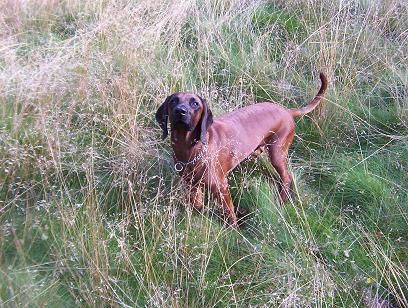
left=0, top=0, right=407, bottom=306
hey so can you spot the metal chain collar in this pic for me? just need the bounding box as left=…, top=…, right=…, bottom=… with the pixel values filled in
left=174, top=147, right=207, bottom=172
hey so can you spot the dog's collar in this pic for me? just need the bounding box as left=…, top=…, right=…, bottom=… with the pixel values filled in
left=174, top=146, right=207, bottom=172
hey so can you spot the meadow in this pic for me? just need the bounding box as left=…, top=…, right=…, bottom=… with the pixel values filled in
left=0, top=0, right=407, bottom=306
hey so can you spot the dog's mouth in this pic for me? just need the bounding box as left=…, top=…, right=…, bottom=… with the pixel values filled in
left=171, top=118, right=193, bottom=131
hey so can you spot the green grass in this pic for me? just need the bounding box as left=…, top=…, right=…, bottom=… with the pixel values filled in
left=1, top=0, right=407, bottom=306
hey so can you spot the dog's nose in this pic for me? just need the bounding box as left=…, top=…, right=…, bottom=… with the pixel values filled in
left=175, top=106, right=187, bottom=116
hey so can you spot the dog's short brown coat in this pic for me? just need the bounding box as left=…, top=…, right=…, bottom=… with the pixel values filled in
left=156, top=73, right=328, bottom=226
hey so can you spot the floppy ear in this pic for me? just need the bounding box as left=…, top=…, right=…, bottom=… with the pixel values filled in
left=198, top=96, right=213, bottom=145
left=155, top=95, right=172, bottom=140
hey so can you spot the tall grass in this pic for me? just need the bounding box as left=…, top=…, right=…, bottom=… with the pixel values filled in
left=1, top=0, right=407, bottom=306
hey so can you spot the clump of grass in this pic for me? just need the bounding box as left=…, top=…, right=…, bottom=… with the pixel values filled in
left=1, top=0, right=407, bottom=306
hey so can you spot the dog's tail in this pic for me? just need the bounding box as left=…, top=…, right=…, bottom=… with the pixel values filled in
left=290, top=72, right=328, bottom=118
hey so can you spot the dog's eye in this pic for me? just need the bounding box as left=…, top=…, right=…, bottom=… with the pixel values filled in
left=169, top=97, right=179, bottom=107
left=191, top=101, right=199, bottom=108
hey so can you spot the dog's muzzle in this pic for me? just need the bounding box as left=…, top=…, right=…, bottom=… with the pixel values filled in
left=172, top=106, right=192, bottom=130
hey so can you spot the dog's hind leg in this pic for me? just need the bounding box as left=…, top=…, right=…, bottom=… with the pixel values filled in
left=266, top=129, right=295, bottom=202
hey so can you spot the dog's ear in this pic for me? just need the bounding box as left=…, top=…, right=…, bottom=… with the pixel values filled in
left=198, top=96, right=213, bottom=145
left=155, top=95, right=172, bottom=140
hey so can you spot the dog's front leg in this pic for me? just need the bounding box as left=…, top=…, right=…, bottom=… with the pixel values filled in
left=209, top=179, right=238, bottom=227
left=190, top=184, right=203, bottom=210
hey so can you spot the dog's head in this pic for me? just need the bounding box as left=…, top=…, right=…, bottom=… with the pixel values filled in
left=155, top=93, right=213, bottom=144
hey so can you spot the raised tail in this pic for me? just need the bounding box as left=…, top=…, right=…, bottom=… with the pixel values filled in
left=290, top=72, right=328, bottom=118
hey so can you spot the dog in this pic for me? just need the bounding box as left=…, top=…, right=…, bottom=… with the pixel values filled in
left=156, top=73, right=328, bottom=226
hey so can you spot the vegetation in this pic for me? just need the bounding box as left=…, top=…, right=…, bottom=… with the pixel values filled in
left=0, top=0, right=406, bottom=306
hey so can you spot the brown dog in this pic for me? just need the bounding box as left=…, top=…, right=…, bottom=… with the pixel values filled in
left=156, top=73, right=328, bottom=226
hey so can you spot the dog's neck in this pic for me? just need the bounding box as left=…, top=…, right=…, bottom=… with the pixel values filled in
left=171, top=128, right=202, bottom=162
